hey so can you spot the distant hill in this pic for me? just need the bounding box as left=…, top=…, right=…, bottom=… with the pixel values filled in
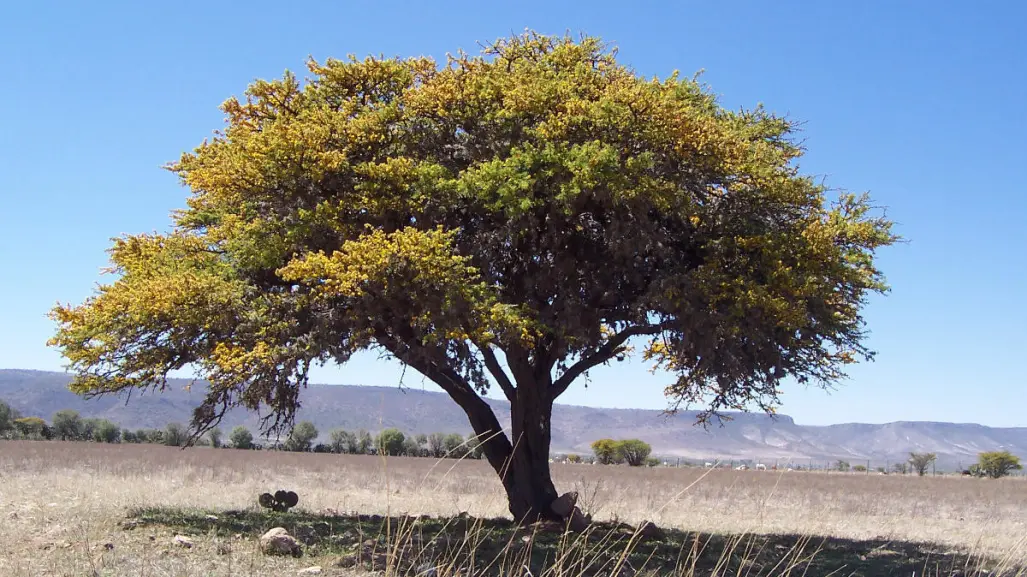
left=2, top=369, right=1024, bottom=469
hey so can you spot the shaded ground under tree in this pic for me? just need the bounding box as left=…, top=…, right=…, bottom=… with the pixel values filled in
left=123, top=507, right=1020, bottom=577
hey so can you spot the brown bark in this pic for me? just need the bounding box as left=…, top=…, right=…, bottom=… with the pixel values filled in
left=460, top=381, right=560, bottom=523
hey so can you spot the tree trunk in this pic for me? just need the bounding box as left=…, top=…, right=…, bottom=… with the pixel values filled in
left=456, top=382, right=560, bottom=523
left=502, top=385, right=560, bottom=522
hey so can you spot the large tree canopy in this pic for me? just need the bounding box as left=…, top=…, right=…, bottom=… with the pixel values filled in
left=50, top=32, right=896, bottom=522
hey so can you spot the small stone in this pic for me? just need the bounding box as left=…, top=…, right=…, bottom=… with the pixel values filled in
left=297, top=566, right=322, bottom=575
left=336, top=555, right=358, bottom=568
left=173, top=535, right=194, bottom=549
left=148, top=534, right=156, bottom=541
left=260, top=527, right=302, bottom=557
left=103, top=542, right=114, bottom=551
left=7, top=512, right=18, bottom=519
left=204, top=514, right=219, bottom=521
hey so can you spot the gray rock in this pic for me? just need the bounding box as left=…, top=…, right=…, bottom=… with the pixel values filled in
left=260, top=527, right=302, bottom=557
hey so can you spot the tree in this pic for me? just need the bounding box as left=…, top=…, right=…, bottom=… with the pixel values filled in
left=93, top=419, right=121, bottom=443
left=376, top=428, right=406, bottom=456
left=229, top=425, right=254, bottom=449
left=835, top=460, right=850, bottom=472
left=164, top=423, right=187, bottom=447
left=47, top=32, right=896, bottom=523
left=51, top=410, right=82, bottom=441
left=402, top=436, right=422, bottom=457
left=427, top=433, right=446, bottom=458
left=356, top=430, right=374, bottom=455
left=591, top=439, right=623, bottom=465
left=0, top=400, right=20, bottom=438
left=618, top=439, right=652, bottom=466
left=283, top=420, right=318, bottom=452
left=908, top=452, right=936, bottom=477
left=439, top=433, right=464, bottom=457
left=329, top=428, right=355, bottom=454
left=974, top=451, right=1023, bottom=479
left=14, top=417, right=49, bottom=440
left=208, top=426, right=223, bottom=448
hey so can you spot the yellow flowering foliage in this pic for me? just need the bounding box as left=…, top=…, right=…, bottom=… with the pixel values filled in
left=50, top=32, right=895, bottom=434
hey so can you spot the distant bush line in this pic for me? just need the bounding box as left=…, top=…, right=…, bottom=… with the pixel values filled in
left=0, top=401, right=486, bottom=459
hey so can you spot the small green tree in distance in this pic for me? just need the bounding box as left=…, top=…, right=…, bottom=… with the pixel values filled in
left=376, top=428, right=406, bottom=456
left=207, top=426, right=223, bottom=448
left=974, top=451, right=1022, bottom=479
left=591, top=439, right=622, bottom=465
left=908, top=452, right=936, bottom=476
left=229, top=425, right=253, bottom=449
left=619, top=439, right=652, bottom=467
left=51, top=409, right=82, bottom=441
left=48, top=32, right=897, bottom=522
left=283, top=421, right=318, bottom=452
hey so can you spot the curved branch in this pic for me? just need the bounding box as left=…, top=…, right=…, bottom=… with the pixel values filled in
left=475, top=341, right=517, bottom=402
left=550, top=322, right=671, bottom=399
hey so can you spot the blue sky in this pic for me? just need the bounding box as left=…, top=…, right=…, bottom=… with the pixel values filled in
left=1, top=1, right=1024, bottom=427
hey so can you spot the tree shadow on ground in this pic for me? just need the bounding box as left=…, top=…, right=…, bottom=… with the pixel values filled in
left=123, top=507, right=1020, bottom=577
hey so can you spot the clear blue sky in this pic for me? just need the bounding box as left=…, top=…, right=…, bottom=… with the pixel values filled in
left=1, top=1, right=1024, bottom=427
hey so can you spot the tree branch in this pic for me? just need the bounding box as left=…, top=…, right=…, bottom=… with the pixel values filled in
left=475, top=341, right=517, bottom=402
left=550, top=322, right=671, bottom=399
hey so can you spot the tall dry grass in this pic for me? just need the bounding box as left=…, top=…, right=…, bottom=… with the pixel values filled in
left=0, top=440, right=1024, bottom=576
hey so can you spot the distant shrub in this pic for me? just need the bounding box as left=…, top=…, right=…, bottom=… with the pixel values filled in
left=427, top=432, right=446, bottom=458
left=356, top=430, right=374, bottom=455
left=835, top=460, right=850, bottom=472
left=566, top=454, right=582, bottom=464
left=207, top=427, right=223, bottom=448
left=283, top=421, right=318, bottom=452
left=974, top=451, right=1023, bottom=479
left=591, top=439, right=622, bottom=465
left=13, top=416, right=48, bottom=440
left=229, top=426, right=254, bottom=450
left=164, top=423, right=187, bottom=447
left=92, top=419, right=121, bottom=443
left=443, top=433, right=466, bottom=457
left=909, top=452, right=936, bottom=476
left=376, top=428, right=406, bottom=456
left=853, top=464, right=868, bottom=473
left=51, top=409, right=82, bottom=441
left=329, top=428, right=356, bottom=454
left=402, top=436, right=423, bottom=457
left=645, top=457, right=661, bottom=467
left=619, top=439, right=652, bottom=467
left=0, top=400, right=20, bottom=438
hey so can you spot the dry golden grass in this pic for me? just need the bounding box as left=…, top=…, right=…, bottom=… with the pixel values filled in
left=1, top=440, right=1024, bottom=576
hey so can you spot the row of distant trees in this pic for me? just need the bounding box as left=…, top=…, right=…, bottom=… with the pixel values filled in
left=590, top=438, right=656, bottom=466
left=0, top=401, right=484, bottom=458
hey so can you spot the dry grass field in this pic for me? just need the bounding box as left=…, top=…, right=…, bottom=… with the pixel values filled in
left=1, top=441, right=1024, bottom=576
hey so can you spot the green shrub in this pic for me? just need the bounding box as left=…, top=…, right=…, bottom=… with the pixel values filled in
left=164, top=423, right=187, bottom=447
left=619, top=439, right=652, bottom=467
left=92, top=419, right=121, bottom=443
left=376, top=428, right=406, bottom=456
left=975, top=451, right=1023, bottom=479
left=229, top=426, right=254, bottom=449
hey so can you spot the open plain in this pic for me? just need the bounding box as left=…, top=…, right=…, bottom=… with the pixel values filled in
left=1, top=441, right=1024, bottom=576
